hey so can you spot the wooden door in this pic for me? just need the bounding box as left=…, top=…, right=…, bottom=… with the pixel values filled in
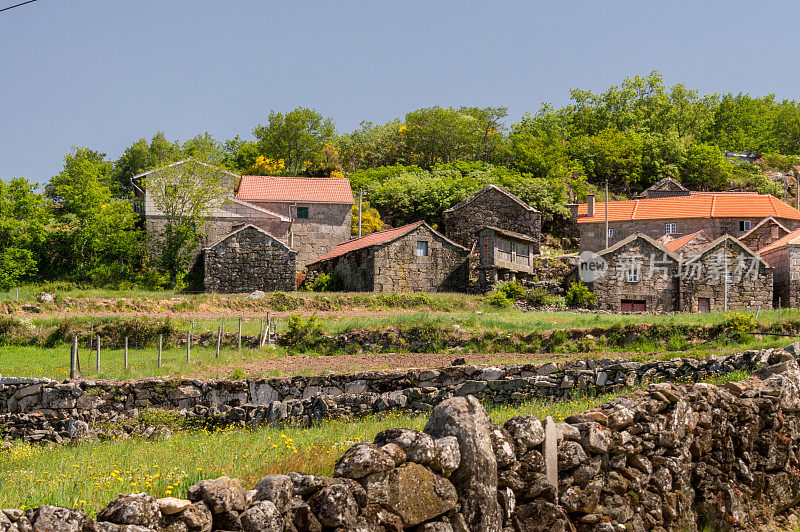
left=621, top=299, right=646, bottom=312
left=698, top=298, right=710, bottom=313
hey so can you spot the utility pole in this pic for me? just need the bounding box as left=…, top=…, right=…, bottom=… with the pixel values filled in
left=723, top=240, right=729, bottom=312
left=605, top=179, right=610, bottom=249
left=358, top=189, right=363, bottom=238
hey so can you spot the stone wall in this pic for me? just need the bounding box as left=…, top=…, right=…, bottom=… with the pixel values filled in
left=579, top=216, right=800, bottom=252
left=307, top=246, right=375, bottom=292
left=203, top=225, right=297, bottom=293
left=679, top=238, right=774, bottom=312
left=740, top=218, right=788, bottom=253
left=442, top=186, right=541, bottom=253
left=4, top=348, right=800, bottom=531
left=372, top=224, right=470, bottom=292
left=591, top=237, right=680, bottom=312
left=251, top=201, right=352, bottom=270
left=762, top=244, right=800, bottom=309
left=0, top=348, right=786, bottom=445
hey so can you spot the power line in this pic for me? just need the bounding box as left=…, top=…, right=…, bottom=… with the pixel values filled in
left=0, top=0, right=38, bottom=14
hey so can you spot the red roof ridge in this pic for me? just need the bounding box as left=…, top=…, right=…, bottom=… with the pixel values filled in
left=631, top=200, right=640, bottom=220
left=307, top=222, right=425, bottom=265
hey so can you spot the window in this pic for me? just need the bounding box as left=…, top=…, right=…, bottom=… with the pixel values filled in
left=416, top=241, right=429, bottom=257
left=626, top=268, right=639, bottom=282
left=608, top=228, right=614, bottom=239
left=296, top=206, right=309, bottom=219
left=726, top=272, right=734, bottom=283
left=739, top=220, right=751, bottom=232
left=665, top=222, right=677, bottom=234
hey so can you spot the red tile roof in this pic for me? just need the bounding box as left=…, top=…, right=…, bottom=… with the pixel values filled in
left=662, top=231, right=706, bottom=251
left=236, top=175, right=354, bottom=204
left=577, top=194, right=800, bottom=223
left=757, top=228, right=800, bottom=254
left=308, top=222, right=424, bottom=265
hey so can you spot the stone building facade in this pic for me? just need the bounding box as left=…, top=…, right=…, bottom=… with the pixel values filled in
left=307, top=221, right=470, bottom=292
left=757, top=228, right=800, bottom=308
left=679, top=236, right=773, bottom=312
left=203, top=225, right=297, bottom=293
left=442, top=185, right=541, bottom=253
left=588, top=234, right=682, bottom=312
left=572, top=193, right=800, bottom=252
left=739, top=216, right=790, bottom=252
left=638, top=177, right=689, bottom=199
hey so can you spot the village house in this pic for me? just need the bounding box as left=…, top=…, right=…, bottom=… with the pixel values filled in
left=475, top=226, right=536, bottom=284
left=133, top=159, right=354, bottom=291
left=637, top=177, right=690, bottom=199
left=757, top=228, right=800, bottom=308
left=570, top=192, right=800, bottom=252
left=442, top=185, right=541, bottom=253
left=306, top=221, right=470, bottom=293
left=580, top=232, right=772, bottom=313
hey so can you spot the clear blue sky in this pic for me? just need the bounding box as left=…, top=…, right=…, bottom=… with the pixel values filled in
left=2, top=0, right=799, bottom=185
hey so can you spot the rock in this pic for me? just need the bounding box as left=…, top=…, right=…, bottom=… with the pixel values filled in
left=451, top=358, right=467, bottom=366
left=512, top=501, right=568, bottom=532
left=576, top=422, right=609, bottom=453
left=21, top=304, right=41, bottom=313
left=564, top=411, right=608, bottom=426
left=424, top=395, right=502, bottom=532
left=157, top=497, right=191, bottom=515
left=381, top=442, right=407, bottom=467
left=334, top=443, right=395, bottom=479
left=247, top=290, right=266, bottom=300
left=558, top=440, right=587, bottom=470
left=503, top=416, right=544, bottom=454
left=180, top=502, right=213, bottom=531
left=27, top=506, right=92, bottom=532
left=252, top=474, right=293, bottom=512
left=240, top=501, right=282, bottom=532
left=431, top=436, right=461, bottom=476
left=489, top=425, right=517, bottom=468
left=187, top=476, right=246, bottom=514
left=288, top=472, right=337, bottom=497
left=97, top=493, right=160, bottom=528
left=414, top=521, right=453, bottom=532
left=94, top=523, right=152, bottom=531
left=308, top=484, right=358, bottom=529
left=288, top=499, right=322, bottom=532
left=39, top=293, right=53, bottom=303
left=374, top=428, right=437, bottom=464
left=384, top=463, right=457, bottom=527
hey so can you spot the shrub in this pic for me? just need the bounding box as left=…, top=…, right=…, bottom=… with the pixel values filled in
left=524, top=287, right=566, bottom=309
left=308, top=273, right=343, bottom=292
left=485, top=290, right=511, bottom=308
left=565, top=282, right=597, bottom=308
left=722, top=312, right=757, bottom=342
left=279, top=314, right=327, bottom=351
left=494, top=281, right=526, bottom=301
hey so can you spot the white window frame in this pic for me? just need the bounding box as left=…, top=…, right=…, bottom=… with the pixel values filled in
left=416, top=241, right=429, bottom=257
left=626, top=268, right=640, bottom=282
left=608, top=228, right=614, bottom=239
left=739, top=220, right=751, bottom=232
left=665, top=222, right=677, bottom=234
left=726, top=271, right=734, bottom=283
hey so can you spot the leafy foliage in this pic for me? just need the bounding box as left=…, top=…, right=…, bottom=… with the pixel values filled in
left=565, top=282, right=597, bottom=308
left=307, top=273, right=343, bottom=292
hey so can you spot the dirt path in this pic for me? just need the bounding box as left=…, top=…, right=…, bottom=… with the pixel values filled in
left=15, top=309, right=414, bottom=319
left=196, top=351, right=621, bottom=378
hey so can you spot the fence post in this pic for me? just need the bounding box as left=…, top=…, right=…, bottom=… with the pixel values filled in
left=96, top=337, right=100, bottom=372
left=186, top=330, right=191, bottom=363
left=238, top=318, right=242, bottom=350
left=259, top=318, right=263, bottom=343
left=75, top=334, right=81, bottom=374
left=89, top=324, right=94, bottom=350
left=158, top=334, right=163, bottom=368
left=70, top=335, right=77, bottom=379
left=124, top=337, right=129, bottom=370
left=543, top=416, right=558, bottom=497
left=779, top=297, right=782, bottom=320
left=216, top=326, right=222, bottom=358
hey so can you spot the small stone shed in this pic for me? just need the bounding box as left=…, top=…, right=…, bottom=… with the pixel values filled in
left=442, top=185, right=541, bottom=252
left=475, top=226, right=536, bottom=284
left=203, top=225, right=297, bottom=293
left=306, top=221, right=470, bottom=292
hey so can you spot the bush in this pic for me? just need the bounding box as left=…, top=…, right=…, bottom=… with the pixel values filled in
left=722, top=312, right=757, bottom=342
left=565, top=282, right=597, bottom=308
left=494, top=281, right=526, bottom=301
left=308, top=273, right=343, bottom=292
left=279, top=314, right=327, bottom=351
left=485, top=290, right=511, bottom=308
left=524, top=287, right=566, bottom=309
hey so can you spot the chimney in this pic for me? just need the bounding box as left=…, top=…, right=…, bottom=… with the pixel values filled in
left=567, top=203, right=579, bottom=221
left=587, top=194, right=596, bottom=218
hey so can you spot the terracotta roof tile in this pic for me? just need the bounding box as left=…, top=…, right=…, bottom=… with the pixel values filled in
left=663, top=231, right=705, bottom=251
left=577, top=194, right=800, bottom=223
left=236, top=175, right=355, bottom=204
left=308, top=222, right=424, bottom=265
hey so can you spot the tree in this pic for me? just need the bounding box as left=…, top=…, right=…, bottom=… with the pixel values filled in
left=113, top=132, right=181, bottom=197
left=351, top=201, right=383, bottom=236
left=144, top=159, right=232, bottom=287
left=680, top=143, right=732, bottom=191
left=0, top=178, right=49, bottom=287
left=253, top=107, right=336, bottom=175
left=569, top=128, right=644, bottom=193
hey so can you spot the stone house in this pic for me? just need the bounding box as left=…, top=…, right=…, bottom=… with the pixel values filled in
left=235, top=175, right=354, bottom=269
left=757, top=228, right=800, bottom=308
left=442, top=185, right=541, bottom=253
left=739, top=217, right=790, bottom=253
left=658, top=230, right=712, bottom=255
left=475, top=226, right=536, bottom=284
left=571, top=192, right=800, bottom=252
left=638, top=177, right=690, bottom=199
left=679, top=235, right=773, bottom=313
left=586, top=234, right=682, bottom=312
left=203, top=225, right=296, bottom=293
left=306, top=221, right=470, bottom=293
left=580, top=232, right=773, bottom=312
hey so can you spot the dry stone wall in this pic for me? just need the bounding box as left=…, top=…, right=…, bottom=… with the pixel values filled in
left=0, top=349, right=788, bottom=444
left=4, top=348, right=800, bottom=531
